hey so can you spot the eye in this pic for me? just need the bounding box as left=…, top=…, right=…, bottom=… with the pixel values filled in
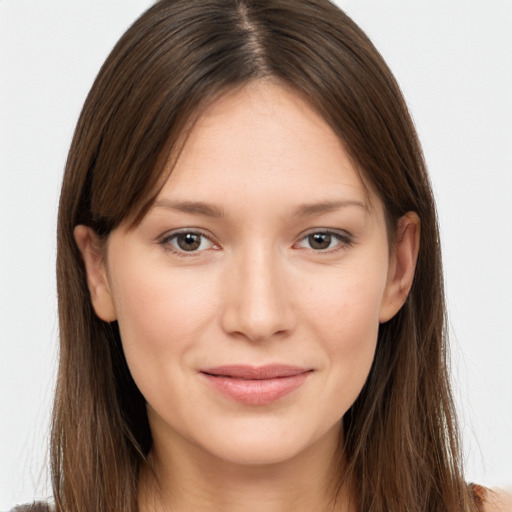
left=296, top=230, right=351, bottom=252
left=161, top=231, right=216, bottom=254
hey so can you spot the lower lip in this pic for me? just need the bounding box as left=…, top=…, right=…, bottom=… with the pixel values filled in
left=201, top=372, right=311, bottom=405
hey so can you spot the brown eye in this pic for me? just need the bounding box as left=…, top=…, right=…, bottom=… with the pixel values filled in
left=308, top=233, right=332, bottom=250
left=296, top=230, right=351, bottom=252
left=163, top=231, right=215, bottom=253
left=177, top=233, right=201, bottom=251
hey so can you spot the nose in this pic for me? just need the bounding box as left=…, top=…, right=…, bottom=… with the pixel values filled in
left=220, top=246, right=296, bottom=343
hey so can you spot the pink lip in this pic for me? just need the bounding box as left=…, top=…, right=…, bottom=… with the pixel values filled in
left=200, top=365, right=312, bottom=405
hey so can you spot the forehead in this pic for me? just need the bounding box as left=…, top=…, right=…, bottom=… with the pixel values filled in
left=155, top=81, right=376, bottom=215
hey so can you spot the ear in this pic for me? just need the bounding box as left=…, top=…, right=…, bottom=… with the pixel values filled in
left=379, top=212, right=420, bottom=323
left=74, top=225, right=117, bottom=322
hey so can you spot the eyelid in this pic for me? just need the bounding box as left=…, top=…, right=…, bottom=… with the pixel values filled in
left=157, top=227, right=353, bottom=256
left=158, top=228, right=219, bottom=256
left=294, top=228, right=353, bottom=252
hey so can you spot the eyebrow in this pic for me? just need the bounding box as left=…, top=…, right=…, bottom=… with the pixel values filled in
left=293, top=199, right=367, bottom=216
left=151, top=198, right=367, bottom=218
left=152, top=200, right=224, bottom=218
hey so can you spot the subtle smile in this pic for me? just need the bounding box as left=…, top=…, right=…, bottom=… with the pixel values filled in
left=199, top=365, right=313, bottom=405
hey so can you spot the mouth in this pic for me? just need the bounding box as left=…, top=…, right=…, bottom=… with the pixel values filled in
left=199, top=365, right=313, bottom=405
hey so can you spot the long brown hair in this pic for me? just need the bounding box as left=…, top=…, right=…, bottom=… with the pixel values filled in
left=54, top=1, right=477, bottom=510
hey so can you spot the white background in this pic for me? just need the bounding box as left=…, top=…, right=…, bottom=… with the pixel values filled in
left=0, top=0, right=511, bottom=508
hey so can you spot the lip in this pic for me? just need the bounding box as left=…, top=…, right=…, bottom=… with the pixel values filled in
left=199, top=365, right=313, bottom=405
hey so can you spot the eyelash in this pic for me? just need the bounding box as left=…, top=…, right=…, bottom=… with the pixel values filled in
left=158, top=229, right=353, bottom=257
left=159, top=229, right=218, bottom=257
left=295, top=229, right=353, bottom=253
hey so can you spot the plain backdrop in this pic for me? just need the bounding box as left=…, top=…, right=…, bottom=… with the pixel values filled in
left=1, top=0, right=511, bottom=508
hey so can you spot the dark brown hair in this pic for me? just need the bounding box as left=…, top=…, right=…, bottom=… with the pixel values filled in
left=54, top=1, right=478, bottom=511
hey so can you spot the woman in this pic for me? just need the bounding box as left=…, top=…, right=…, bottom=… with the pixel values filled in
left=13, top=0, right=510, bottom=511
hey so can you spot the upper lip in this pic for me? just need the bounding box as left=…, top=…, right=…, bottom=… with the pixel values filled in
left=200, top=365, right=312, bottom=380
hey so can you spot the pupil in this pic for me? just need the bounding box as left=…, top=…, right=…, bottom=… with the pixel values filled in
left=309, top=233, right=331, bottom=250
left=178, top=233, right=200, bottom=251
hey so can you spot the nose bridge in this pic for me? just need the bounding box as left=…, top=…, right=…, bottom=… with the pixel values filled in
left=221, top=242, right=294, bottom=342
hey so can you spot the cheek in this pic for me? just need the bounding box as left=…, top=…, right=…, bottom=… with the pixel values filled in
left=108, top=257, right=217, bottom=391
left=301, top=261, right=387, bottom=411
left=305, top=258, right=386, bottom=345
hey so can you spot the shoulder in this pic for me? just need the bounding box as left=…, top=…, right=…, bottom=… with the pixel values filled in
left=482, top=488, right=512, bottom=512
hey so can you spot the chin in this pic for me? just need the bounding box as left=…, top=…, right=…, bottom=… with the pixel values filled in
left=188, top=415, right=341, bottom=468
left=210, top=439, right=305, bottom=466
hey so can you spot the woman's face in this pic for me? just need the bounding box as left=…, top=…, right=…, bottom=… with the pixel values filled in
left=77, top=82, right=417, bottom=467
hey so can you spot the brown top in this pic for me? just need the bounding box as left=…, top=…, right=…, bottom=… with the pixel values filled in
left=10, top=503, right=50, bottom=512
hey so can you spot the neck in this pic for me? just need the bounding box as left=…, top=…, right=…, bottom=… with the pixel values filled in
left=138, top=425, right=354, bottom=512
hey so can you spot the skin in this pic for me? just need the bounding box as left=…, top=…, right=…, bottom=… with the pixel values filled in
left=75, top=81, right=420, bottom=512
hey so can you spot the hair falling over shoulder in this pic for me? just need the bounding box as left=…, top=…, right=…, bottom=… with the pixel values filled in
left=53, top=1, right=481, bottom=511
